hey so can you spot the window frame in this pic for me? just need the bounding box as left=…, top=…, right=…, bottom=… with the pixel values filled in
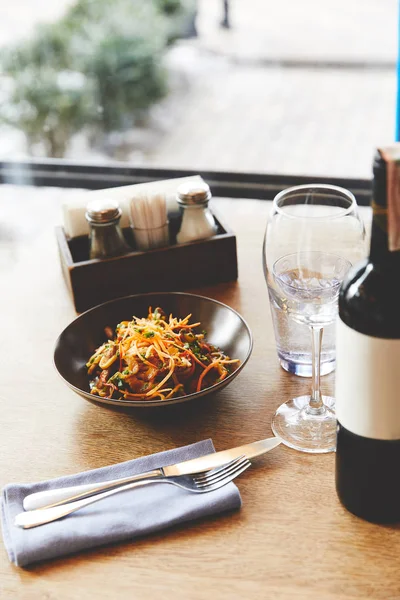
left=0, top=158, right=372, bottom=206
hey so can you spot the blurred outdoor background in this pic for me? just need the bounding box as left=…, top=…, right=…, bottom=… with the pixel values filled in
left=0, top=0, right=397, bottom=179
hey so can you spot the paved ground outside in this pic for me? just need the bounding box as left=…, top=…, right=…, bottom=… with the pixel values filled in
left=0, top=0, right=398, bottom=180
left=196, top=0, right=397, bottom=66
left=145, top=0, right=398, bottom=179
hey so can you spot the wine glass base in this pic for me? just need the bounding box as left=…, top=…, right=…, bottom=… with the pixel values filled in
left=271, top=395, right=336, bottom=454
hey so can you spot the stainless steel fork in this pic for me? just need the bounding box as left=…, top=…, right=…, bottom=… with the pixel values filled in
left=14, top=456, right=251, bottom=529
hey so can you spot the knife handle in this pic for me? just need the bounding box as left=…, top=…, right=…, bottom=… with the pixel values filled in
left=16, top=480, right=158, bottom=529
left=22, top=468, right=163, bottom=511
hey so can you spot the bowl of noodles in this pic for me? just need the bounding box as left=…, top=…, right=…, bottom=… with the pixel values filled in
left=54, top=292, right=253, bottom=407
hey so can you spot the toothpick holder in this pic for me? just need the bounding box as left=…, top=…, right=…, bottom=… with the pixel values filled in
left=132, top=221, right=170, bottom=251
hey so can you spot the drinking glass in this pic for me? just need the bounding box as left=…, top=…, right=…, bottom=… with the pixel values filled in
left=263, top=185, right=367, bottom=378
left=262, top=184, right=366, bottom=453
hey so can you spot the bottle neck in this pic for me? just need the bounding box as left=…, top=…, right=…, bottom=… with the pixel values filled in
left=370, top=148, right=400, bottom=268
left=369, top=207, right=400, bottom=268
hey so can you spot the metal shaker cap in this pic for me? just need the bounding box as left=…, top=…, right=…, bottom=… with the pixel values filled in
left=176, top=181, right=211, bottom=206
left=85, top=198, right=122, bottom=224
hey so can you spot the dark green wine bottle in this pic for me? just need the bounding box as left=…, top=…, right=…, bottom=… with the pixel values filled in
left=335, top=145, right=400, bottom=524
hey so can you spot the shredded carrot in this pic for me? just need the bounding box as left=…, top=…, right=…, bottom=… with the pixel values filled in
left=121, top=390, right=155, bottom=398
left=196, top=362, right=219, bottom=392
left=119, top=342, right=124, bottom=372
left=183, top=348, right=207, bottom=369
left=86, top=306, right=239, bottom=402
left=171, top=322, right=201, bottom=330
left=146, top=359, right=174, bottom=396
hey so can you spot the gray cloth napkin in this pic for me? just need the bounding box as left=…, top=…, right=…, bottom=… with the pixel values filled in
left=1, top=439, right=241, bottom=567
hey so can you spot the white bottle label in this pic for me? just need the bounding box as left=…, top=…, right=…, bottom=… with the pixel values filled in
left=335, top=318, right=400, bottom=440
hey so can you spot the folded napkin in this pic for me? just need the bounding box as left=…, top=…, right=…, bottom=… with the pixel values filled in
left=1, top=440, right=241, bottom=567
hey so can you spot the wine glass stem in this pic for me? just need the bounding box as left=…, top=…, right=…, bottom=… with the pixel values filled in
left=309, top=326, right=324, bottom=414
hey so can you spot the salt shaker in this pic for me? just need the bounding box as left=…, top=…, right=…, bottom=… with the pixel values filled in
left=176, top=181, right=218, bottom=244
left=85, top=198, right=129, bottom=259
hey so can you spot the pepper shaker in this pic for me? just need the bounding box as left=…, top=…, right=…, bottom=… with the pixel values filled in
left=175, top=181, right=218, bottom=244
left=85, top=198, right=129, bottom=259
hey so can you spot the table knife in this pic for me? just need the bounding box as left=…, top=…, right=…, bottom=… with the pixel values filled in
left=22, top=436, right=281, bottom=511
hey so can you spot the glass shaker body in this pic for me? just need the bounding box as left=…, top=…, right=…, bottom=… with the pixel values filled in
left=85, top=198, right=129, bottom=259
left=176, top=182, right=218, bottom=244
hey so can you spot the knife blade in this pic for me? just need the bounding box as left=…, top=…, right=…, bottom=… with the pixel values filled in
left=22, top=436, right=281, bottom=510
left=162, top=436, right=281, bottom=476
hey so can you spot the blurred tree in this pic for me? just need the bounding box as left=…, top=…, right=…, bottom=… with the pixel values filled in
left=157, top=0, right=198, bottom=40
left=0, top=68, right=97, bottom=157
left=0, top=0, right=196, bottom=157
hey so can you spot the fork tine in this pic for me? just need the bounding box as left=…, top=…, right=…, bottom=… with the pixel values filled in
left=194, top=455, right=245, bottom=482
left=194, top=455, right=246, bottom=484
left=194, top=455, right=247, bottom=485
left=194, top=457, right=251, bottom=489
left=196, top=459, right=251, bottom=491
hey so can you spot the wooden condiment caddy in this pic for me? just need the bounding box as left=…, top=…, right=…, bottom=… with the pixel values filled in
left=56, top=209, right=238, bottom=313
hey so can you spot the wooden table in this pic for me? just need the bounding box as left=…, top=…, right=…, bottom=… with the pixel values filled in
left=0, top=186, right=397, bottom=600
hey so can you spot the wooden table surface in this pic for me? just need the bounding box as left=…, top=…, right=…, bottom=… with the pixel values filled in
left=0, top=186, right=398, bottom=600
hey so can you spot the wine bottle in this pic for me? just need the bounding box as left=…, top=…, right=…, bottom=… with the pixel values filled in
left=335, top=145, right=400, bottom=523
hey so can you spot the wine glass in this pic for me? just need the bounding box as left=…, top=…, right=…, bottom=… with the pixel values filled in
left=262, top=184, right=367, bottom=453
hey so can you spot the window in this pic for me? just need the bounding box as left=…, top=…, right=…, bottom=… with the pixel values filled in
left=0, top=0, right=396, bottom=179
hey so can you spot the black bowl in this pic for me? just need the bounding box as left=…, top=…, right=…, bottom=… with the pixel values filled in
left=54, top=292, right=253, bottom=408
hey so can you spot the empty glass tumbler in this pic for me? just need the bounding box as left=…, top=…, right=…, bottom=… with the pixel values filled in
left=262, top=184, right=367, bottom=378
